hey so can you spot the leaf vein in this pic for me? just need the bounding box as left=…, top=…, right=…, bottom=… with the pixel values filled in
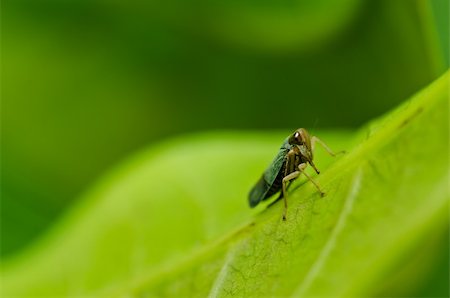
left=292, top=168, right=363, bottom=297
left=208, top=247, right=236, bottom=298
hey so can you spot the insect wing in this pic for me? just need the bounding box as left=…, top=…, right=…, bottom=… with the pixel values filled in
left=248, top=144, right=289, bottom=207
left=248, top=176, right=269, bottom=207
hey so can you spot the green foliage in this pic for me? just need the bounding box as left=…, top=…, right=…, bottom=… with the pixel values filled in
left=2, top=72, right=448, bottom=297
left=2, top=0, right=446, bottom=256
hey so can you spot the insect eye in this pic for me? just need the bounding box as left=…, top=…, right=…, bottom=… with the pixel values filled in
left=289, top=131, right=303, bottom=145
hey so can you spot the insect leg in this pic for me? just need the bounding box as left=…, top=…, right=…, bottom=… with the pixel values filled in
left=282, top=171, right=300, bottom=221
left=281, top=150, right=297, bottom=221
left=298, top=163, right=325, bottom=196
left=311, top=136, right=344, bottom=156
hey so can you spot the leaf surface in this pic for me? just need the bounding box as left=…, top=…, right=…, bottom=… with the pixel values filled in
left=1, top=72, right=448, bottom=297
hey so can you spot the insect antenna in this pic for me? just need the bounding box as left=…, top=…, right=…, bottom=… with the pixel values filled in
left=311, top=118, right=319, bottom=135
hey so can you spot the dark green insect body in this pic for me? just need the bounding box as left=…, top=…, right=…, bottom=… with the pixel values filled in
left=248, top=128, right=338, bottom=220
left=248, top=138, right=291, bottom=207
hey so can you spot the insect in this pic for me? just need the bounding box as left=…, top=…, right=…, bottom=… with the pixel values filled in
left=248, top=128, right=340, bottom=221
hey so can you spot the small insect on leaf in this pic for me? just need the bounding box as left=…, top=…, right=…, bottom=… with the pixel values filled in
left=248, top=128, right=341, bottom=221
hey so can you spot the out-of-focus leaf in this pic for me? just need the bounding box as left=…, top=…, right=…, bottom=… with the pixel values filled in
left=197, top=0, right=363, bottom=52
left=430, top=0, right=450, bottom=67
left=1, top=71, right=448, bottom=297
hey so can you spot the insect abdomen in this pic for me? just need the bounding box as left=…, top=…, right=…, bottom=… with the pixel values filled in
left=248, top=163, right=286, bottom=207
left=264, top=171, right=283, bottom=199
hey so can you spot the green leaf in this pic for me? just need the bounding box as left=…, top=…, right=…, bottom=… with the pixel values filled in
left=1, top=71, right=448, bottom=297
left=197, top=0, right=363, bottom=52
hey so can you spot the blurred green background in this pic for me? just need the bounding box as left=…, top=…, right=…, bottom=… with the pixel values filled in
left=1, top=0, right=448, bottom=264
